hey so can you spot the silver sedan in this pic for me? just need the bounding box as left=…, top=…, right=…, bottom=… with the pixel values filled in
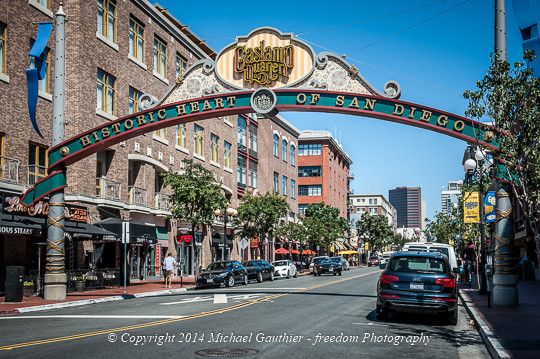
left=272, top=260, right=297, bottom=278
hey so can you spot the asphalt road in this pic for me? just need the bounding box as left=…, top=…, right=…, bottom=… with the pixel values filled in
left=0, top=267, right=489, bottom=359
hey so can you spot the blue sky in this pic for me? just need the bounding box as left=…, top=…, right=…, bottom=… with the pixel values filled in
left=157, top=0, right=535, bottom=220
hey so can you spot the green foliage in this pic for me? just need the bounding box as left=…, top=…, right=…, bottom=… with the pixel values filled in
left=425, top=211, right=461, bottom=245
left=162, top=158, right=229, bottom=237
left=234, top=191, right=290, bottom=250
left=74, top=276, right=84, bottom=282
left=355, top=212, right=394, bottom=250
left=464, top=51, right=540, bottom=264
left=304, top=202, right=348, bottom=251
left=275, top=222, right=308, bottom=244
left=24, top=281, right=34, bottom=286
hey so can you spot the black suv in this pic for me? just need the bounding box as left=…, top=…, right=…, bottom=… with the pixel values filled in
left=376, top=251, right=458, bottom=325
left=313, top=257, right=342, bottom=276
left=196, top=260, right=248, bottom=288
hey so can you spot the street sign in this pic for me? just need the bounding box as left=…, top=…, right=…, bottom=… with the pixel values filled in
left=238, top=238, right=249, bottom=250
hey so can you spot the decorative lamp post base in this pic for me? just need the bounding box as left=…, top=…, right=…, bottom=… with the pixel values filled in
left=493, top=273, right=518, bottom=306
left=43, top=273, right=67, bottom=301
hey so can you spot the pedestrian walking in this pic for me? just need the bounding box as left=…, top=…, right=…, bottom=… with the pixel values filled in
left=163, top=253, right=176, bottom=288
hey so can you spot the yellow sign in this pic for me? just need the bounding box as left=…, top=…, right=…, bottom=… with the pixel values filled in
left=464, top=192, right=480, bottom=223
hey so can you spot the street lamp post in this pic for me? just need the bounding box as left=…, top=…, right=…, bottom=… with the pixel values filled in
left=214, top=208, right=237, bottom=261
left=464, top=149, right=492, bottom=295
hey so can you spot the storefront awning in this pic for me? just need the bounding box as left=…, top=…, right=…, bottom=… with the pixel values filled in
left=330, top=240, right=347, bottom=253
left=156, top=226, right=168, bottom=240
left=0, top=213, right=43, bottom=236
left=65, top=221, right=119, bottom=242
left=94, top=218, right=157, bottom=244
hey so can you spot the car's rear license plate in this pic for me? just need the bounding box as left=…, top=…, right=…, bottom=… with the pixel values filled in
left=329, top=268, right=333, bottom=272
left=410, top=283, right=424, bottom=290
left=206, top=279, right=213, bottom=284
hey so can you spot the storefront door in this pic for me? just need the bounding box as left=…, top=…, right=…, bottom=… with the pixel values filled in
left=145, top=244, right=160, bottom=280
left=180, top=243, right=194, bottom=276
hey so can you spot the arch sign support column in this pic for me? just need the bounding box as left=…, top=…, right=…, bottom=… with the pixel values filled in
left=20, top=28, right=507, bottom=299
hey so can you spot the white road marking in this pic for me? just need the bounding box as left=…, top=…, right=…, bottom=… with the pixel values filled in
left=228, top=288, right=307, bottom=290
left=352, top=322, right=389, bottom=327
left=159, top=294, right=263, bottom=306
left=213, top=294, right=228, bottom=304
left=0, top=315, right=186, bottom=320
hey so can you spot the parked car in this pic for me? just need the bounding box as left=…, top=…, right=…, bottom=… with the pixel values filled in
left=309, top=256, right=330, bottom=274
left=272, top=260, right=297, bottom=278
left=368, top=255, right=381, bottom=267
left=401, top=242, right=459, bottom=273
left=382, top=251, right=394, bottom=265
left=196, top=260, right=248, bottom=288
left=376, top=251, right=458, bottom=325
left=313, top=257, right=342, bottom=276
left=330, top=256, right=350, bottom=271
left=243, top=260, right=275, bottom=282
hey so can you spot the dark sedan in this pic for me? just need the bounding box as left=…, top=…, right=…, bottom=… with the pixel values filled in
left=196, top=260, right=248, bottom=288
left=242, top=260, right=275, bottom=282
left=313, top=257, right=342, bottom=276
left=376, top=251, right=458, bottom=325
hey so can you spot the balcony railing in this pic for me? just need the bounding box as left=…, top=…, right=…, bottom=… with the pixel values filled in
left=154, top=192, right=171, bottom=210
left=27, top=165, right=47, bottom=187
left=96, top=177, right=121, bottom=200
left=129, top=186, right=147, bottom=206
left=0, top=156, right=19, bottom=183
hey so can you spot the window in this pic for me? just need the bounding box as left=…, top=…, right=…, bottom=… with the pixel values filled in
left=298, top=143, right=322, bottom=156
left=194, top=124, right=204, bottom=156
left=35, top=0, right=50, bottom=8
left=210, top=133, right=219, bottom=162
left=97, top=0, right=116, bottom=43
left=249, top=123, right=258, bottom=155
left=237, top=116, right=247, bottom=152
left=29, top=46, right=49, bottom=93
left=154, top=127, right=166, bottom=139
left=290, top=145, right=295, bottom=166
left=96, top=159, right=103, bottom=196
left=299, top=185, right=322, bottom=196
left=129, top=17, right=144, bottom=62
left=273, top=172, right=279, bottom=193
left=128, top=87, right=141, bottom=114
left=154, top=36, right=167, bottom=77
left=223, top=115, right=232, bottom=125
left=97, top=68, right=116, bottom=114
left=249, top=160, right=258, bottom=189
left=28, top=142, right=48, bottom=186
left=273, top=134, right=279, bottom=157
left=0, top=23, right=5, bottom=74
left=298, top=166, right=322, bottom=177
left=176, top=53, right=187, bottom=78
left=237, top=155, right=246, bottom=188
left=299, top=204, right=308, bottom=216
left=282, top=139, right=287, bottom=162
left=374, top=199, right=378, bottom=204
left=224, top=141, right=232, bottom=169
left=176, top=124, right=187, bottom=148
left=0, top=133, right=4, bottom=178
left=282, top=176, right=287, bottom=196
left=291, top=179, right=296, bottom=198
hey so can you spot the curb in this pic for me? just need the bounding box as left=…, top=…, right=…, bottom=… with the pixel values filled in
left=459, top=290, right=511, bottom=359
left=1, top=287, right=195, bottom=315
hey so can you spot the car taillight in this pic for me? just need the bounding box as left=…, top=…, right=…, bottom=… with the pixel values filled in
left=435, top=278, right=455, bottom=287
left=381, top=275, right=399, bottom=284
left=381, top=294, right=400, bottom=298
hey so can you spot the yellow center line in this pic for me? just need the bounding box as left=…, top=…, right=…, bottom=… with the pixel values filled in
left=0, top=271, right=378, bottom=351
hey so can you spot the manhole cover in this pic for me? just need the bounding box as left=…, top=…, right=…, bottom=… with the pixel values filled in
left=194, top=348, right=258, bottom=357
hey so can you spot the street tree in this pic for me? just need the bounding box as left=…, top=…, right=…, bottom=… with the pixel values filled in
left=356, top=212, right=394, bottom=252
left=234, top=191, right=290, bottom=260
left=425, top=210, right=462, bottom=245
left=162, top=159, right=229, bottom=268
left=275, top=222, right=308, bottom=244
left=304, top=202, right=349, bottom=254
left=464, top=51, right=540, bottom=268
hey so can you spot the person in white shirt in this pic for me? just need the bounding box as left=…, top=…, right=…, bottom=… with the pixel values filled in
left=163, top=253, right=176, bottom=288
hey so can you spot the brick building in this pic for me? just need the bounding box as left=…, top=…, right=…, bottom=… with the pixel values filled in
left=297, top=130, right=352, bottom=218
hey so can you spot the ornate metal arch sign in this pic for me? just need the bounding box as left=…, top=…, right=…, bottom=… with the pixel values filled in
left=21, top=27, right=500, bottom=206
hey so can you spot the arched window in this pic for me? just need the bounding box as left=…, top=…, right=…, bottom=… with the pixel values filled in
left=273, top=134, right=279, bottom=157
left=282, top=139, right=287, bottom=162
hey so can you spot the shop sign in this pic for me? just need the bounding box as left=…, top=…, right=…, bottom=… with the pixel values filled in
left=250, top=237, right=259, bottom=248
left=155, top=245, right=160, bottom=277
left=0, top=226, right=39, bottom=236
left=464, top=192, right=480, bottom=223
left=485, top=191, right=496, bottom=223
left=3, top=195, right=88, bottom=222
left=176, top=235, right=192, bottom=243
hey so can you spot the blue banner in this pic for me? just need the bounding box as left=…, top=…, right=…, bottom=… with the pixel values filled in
left=26, top=21, right=52, bottom=139
left=485, top=191, right=496, bottom=223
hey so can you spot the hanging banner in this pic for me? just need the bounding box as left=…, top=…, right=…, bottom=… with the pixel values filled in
left=464, top=192, right=480, bottom=223
left=485, top=191, right=496, bottom=223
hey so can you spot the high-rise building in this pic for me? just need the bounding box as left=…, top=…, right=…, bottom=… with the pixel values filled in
left=441, top=180, right=463, bottom=215
left=388, top=186, right=422, bottom=228
left=297, top=130, right=352, bottom=218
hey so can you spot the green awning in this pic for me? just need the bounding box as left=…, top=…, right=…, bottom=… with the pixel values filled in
left=156, top=226, right=168, bottom=240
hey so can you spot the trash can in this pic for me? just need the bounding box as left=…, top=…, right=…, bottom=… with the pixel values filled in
left=5, top=266, right=24, bottom=302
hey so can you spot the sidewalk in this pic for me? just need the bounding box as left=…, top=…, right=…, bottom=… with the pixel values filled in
left=459, top=275, right=540, bottom=359
left=0, top=277, right=196, bottom=314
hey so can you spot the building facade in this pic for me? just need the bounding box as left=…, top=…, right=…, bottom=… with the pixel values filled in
left=388, top=186, right=422, bottom=229
left=297, top=130, right=352, bottom=218
left=441, top=180, right=463, bottom=215
left=350, top=193, right=397, bottom=232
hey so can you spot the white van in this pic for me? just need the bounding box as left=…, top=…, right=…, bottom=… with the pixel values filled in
left=401, top=242, right=459, bottom=272
left=382, top=251, right=395, bottom=264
